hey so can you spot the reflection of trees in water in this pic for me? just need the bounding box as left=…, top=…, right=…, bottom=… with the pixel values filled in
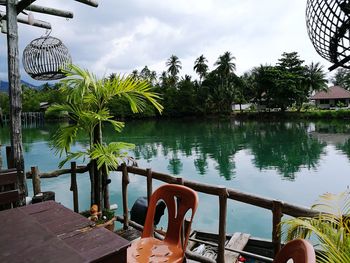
left=313, top=120, right=350, bottom=160
left=117, top=120, right=245, bottom=180
left=337, top=139, right=350, bottom=160
left=0, top=120, right=333, bottom=180
left=246, top=122, right=326, bottom=179
left=168, top=157, right=183, bottom=175
left=114, top=120, right=327, bottom=180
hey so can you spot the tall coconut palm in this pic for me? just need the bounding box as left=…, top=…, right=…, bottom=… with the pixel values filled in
left=166, top=55, right=182, bottom=84
left=214, top=51, right=236, bottom=78
left=49, top=64, right=163, bottom=209
left=194, top=54, right=208, bottom=84
left=304, top=62, right=328, bottom=93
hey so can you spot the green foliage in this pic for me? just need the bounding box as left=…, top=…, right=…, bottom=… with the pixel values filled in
left=331, top=68, right=350, bottom=90
left=14, top=51, right=331, bottom=119
left=0, top=92, right=9, bottom=115
left=282, top=191, right=350, bottom=263
left=51, top=64, right=163, bottom=170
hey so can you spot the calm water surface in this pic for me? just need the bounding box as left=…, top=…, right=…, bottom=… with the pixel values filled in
left=1, top=119, right=349, bottom=239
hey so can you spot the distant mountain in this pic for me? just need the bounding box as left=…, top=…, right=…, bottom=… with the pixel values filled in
left=0, top=80, right=41, bottom=92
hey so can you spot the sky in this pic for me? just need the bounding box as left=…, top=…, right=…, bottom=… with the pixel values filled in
left=0, top=0, right=334, bottom=85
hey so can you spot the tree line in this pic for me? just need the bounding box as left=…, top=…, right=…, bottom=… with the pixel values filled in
left=2, top=51, right=350, bottom=118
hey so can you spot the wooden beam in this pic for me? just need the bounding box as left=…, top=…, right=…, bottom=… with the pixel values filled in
left=17, top=15, right=51, bottom=29
left=74, top=0, right=99, bottom=8
left=16, top=0, right=37, bottom=14
left=0, top=12, right=51, bottom=29
left=6, top=0, right=27, bottom=205
left=25, top=5, right=73, bottom=19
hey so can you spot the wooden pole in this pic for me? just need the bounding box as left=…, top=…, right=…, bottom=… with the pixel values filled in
left=217, top=186, right=228, bottom=263
left=122, top=164, right=129, bottom=229
left=272, top=200, right=283, bottom=256
left=146, top=168, right=152, bottom=205
left=6, top=0, right=27, bottom=205
left=24, top=5, right=73, bottom=18
left=70, top=162, right=79, bottom=213
left=16, top=0, right=37, bottom=13
left=74, top=0, right=98, bottom=8
left=31, top=166, right=41, bottom=196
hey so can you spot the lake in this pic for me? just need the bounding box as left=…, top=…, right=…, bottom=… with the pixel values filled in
left=1, top=119, right=349, bottom=239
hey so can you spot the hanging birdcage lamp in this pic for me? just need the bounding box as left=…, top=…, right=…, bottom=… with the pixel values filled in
left=22, top=36, right=72, bottom=80
left=306, top=0, right=350, bottom=70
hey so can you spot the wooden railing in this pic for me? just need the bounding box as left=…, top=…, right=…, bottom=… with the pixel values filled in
left=27, top=163, right=320, bottom=263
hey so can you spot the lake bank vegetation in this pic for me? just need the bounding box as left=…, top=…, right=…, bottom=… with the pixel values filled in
left=3, top=51, right=350, bottom=120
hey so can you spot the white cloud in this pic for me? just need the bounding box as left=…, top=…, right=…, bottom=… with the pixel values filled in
left=0, top=0, right=334, bottom=83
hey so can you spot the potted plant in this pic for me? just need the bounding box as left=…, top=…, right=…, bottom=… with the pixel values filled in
left=81, top=205, right=116, bottom=231
left=49, top=64, right=163, bottom=211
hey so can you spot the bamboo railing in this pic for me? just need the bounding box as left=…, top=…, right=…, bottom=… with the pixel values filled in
left=26, top=163, right=320, bottom=263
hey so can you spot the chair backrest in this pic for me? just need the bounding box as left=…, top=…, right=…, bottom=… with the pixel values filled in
left=0, top=169, right=20, bottom=208
left=142, top=184, right=198, bottom=249
left=273, top=239, right=316, bottom=263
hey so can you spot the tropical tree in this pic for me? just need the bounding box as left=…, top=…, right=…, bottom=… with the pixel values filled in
left=166, top=55, right=182, bottom=85
left=294, top=62, right=328, bottom=111
left=49, top=64, right=163, bottom=210
left=304, top=62, right=328, bottom=92
left=331, top=68, right=350, bottom=90
left=282, top=191, right=350, bottom=263
left=214, top=51, right=236, bottom=78
left=194, top=54, right=209, bottom=83
left=130, top=70, right=139, bottom=80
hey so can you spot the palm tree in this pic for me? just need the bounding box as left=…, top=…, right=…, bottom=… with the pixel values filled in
left=130, top=69, right=139, bottom=80
left=282, top=191, right=350, bottom=263
left=166, top=55, right=182, bottom=84
left=159, top=71, right=168, bottom=88
left=293, top=62, right=328, bottom=111
left=194, top=54, right=208, bottom=84
left=214, top=51, right=236, bottom=78
left=304, top=62, right=328, bottom=93
left=49, top=64, right=163, bottom=209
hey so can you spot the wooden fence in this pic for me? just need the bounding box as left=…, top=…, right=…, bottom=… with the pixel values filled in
left=26, top=162, right=319, bottom=263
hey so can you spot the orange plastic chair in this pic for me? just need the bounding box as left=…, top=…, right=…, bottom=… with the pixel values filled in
left=127, top=184, right=199, bottom=263
left=273, top=239, right=316, bottom=263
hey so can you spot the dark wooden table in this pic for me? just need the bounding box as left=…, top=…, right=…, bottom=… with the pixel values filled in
left=0, top=201, right=130, bottom=263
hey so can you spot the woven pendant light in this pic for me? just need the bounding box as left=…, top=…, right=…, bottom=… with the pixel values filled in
left=306, top=0, right=350, bottom=69
left=22, top=36, right=72, bottom=80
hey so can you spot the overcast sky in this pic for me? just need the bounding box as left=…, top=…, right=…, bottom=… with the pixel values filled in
left=0, top=0, right=333, bottom=84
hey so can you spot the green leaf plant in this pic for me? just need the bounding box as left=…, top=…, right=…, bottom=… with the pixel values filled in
left=49, top=64, right=163, bottom=209
left=282, top=191, right=350, bottom=263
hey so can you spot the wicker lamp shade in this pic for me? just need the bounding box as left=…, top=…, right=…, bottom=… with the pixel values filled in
left=22, top=36, right=72, bottom=80
left=306, top=0, right=350, bottom=69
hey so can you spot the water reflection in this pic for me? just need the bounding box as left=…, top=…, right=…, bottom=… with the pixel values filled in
left=116, top=120, right=328, bottom=180
left=3, top=119, right=350, bottom=181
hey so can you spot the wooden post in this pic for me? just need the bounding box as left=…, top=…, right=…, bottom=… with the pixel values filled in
left=176, top=177, right=184, bottom=185
left=217, top=186, right=228, bottom=263
left=146, top=168, right=152, bottom=205
left=272, top=200, right=283, bottom=256
left=31, top=166, right=41, bottom=196
left=70, top=162, right=79, bottom=213
left=88, top=161, right=94, bottom=206
left=6, top=0, right=27, bottom=205
left=122, top=164, right=130, bottom=229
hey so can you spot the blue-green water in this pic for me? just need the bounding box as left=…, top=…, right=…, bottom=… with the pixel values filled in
left=1, top=119, right=349, bottom=239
